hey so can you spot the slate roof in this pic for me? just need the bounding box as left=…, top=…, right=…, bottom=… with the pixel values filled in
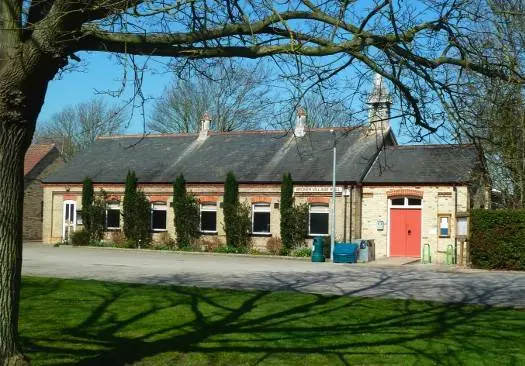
left=44, top=128, right=388, bottom=184
left=363, top=145, right=481, bottom=184
left=24, top=144, right=57, bottom=176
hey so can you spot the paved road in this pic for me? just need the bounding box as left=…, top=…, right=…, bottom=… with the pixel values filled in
left=22, top=243, right=525, bottom=308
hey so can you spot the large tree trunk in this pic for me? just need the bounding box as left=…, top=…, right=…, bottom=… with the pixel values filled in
left=0, top=122, right=30, bottom=366
left=0, top=49, right=57, bottom=364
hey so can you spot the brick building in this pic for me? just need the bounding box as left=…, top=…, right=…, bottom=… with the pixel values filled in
left=24, top=143, right=63, bottom=240
left=42, top=75, right=489, bottom=262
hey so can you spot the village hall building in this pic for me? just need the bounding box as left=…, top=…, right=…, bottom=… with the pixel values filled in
left=42, top=75, right=489, bottom=263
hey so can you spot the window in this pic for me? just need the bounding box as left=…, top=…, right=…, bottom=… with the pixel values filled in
left=390, top=197, right=422, bottom=207
left=151, top=203, right=167, bottom=231
left=252, top=203, right=271, bottom=234
left=106, top=202, right=120, bottom=229
left=309, top=204, right=329, bottom=236
left=438, top=215, right=451, bottom=238
left=76, top=211, right=83, bottom=225
left=200, top=203, right=217, bottom=233
left=408, top=198, right=422, bottom=206
left=391, top=198, right=405, bottom=206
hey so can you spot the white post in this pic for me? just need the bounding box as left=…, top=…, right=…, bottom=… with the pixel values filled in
left=330, top=129, right=336, bottom=261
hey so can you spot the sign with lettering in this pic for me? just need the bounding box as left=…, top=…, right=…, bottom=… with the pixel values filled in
left=294, top=186, right=343, bottom=193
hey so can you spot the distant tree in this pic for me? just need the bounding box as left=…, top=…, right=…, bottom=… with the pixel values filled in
left=173, top=174, right=200, bottom=247
left=122, top=171, right=151, bottom=246
left=303, top=94, right=353, bottom=128
left=34, top=98, right=125, bottom=160
left=149, top=60, right=271, bottom=133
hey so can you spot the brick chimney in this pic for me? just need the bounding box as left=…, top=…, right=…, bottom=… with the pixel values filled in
left=198, top=112, right=211, bottom=140
left=294, top=107, right=306, bottom=137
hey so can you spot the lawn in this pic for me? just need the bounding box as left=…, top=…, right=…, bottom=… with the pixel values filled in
left=20, top=277, right=525, bottom=365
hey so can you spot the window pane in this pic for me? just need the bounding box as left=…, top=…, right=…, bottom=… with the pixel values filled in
left=310, top=204, right=329, bottom=213
left=201, top=211, right=217, bottom=232
left=253, top=212, right=270, bottom=233
left=106, top=209, right=120, bottom=228
left=391, top=198, right=404, bottom=206
left=76, top=211, right=83, bottom=225
left=201, top=203, right=217, bottom=211
left=65, top=203, right=72, bottom=221
left=439, top=216, right=449, bottom=237
left=152, top=203, right=166, bottom=210
left=310, top=212, right=329, bottom=235
left=152, top=210, right=167, bottom=230
left=253, top=203, right=271, bottom=211
left=408, top=198, right=421, bottom=206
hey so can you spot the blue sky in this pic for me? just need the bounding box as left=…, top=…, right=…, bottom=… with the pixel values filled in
left=39, top=52, right=169, bottom=133
left=39, top=51, right=437, bottom=146
left=39, top=52, right=403, bottom=134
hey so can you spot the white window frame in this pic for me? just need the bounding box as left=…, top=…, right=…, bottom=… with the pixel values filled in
left=308, top=204, right=330, bottom=236
left=106, top=202, right=121, bottom=230
left=200, top=203, right=218, bottom=233
left=438, top=214, right=451, bottom=238
left=151, top=202, right=167, bottom=232
left=390, top=197, right=422, bottom=208
left=252, top=203, right=271, bottom=234
left=62, top=200, right=77, bottom=239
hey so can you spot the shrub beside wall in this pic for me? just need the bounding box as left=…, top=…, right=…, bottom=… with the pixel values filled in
left=122, top=170, right=151, bottom=247
left=173, top=174, right=200, bottom=248
left=470, top=209, right=525, bottom=270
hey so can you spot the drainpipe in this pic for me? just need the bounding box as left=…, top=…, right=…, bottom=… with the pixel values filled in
left=343, top=185, right=348, bottom=242
left=349, top=185, right=353, bottom=241
left=454, top=185, right=458, bottom=264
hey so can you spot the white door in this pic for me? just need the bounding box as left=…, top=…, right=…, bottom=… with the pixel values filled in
left=63, top=200, right=77, bottom=241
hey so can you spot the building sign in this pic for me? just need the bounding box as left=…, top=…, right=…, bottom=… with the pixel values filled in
left=456, top=217, right=468, bottom=236
left=294, top=186, right=343, bottom=193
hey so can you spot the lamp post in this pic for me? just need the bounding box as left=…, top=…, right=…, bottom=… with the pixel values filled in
left=330, top=129, right=336, bottom=261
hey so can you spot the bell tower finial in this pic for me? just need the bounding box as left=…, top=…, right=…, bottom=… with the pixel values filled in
left=367, top=73, right=392, bottom=132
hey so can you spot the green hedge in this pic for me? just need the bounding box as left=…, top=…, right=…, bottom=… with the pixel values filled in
left=470, top=209, right=525, bottom=270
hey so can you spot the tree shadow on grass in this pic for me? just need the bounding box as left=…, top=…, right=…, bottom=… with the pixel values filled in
left=19, top=274, right=525, bottom=366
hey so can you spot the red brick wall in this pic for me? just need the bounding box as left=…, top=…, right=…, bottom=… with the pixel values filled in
left=23, top=151, right=63, bottom=240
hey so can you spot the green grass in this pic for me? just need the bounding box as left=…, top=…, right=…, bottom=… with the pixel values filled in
left=20, top=277, right=525, bottom=365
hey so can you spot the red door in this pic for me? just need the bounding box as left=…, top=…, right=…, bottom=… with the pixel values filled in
left=390, top=209, right=421, bottom=257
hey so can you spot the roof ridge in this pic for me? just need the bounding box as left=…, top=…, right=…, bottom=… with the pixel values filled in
left=390, top=143, right=475, bottom=149
left=97, top=126, right=362, bottom=140
left=97, top=133, right=199, bottom=140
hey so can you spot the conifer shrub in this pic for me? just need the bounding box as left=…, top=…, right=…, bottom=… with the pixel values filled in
left=91, top=190, right=107, bottom=242
left=81, top=177, right=94, bottom=235
left=223, top=172, right=251, bottom=250
left=122, top=170, right=151, bottom=247
left=280, top=173, right=309, bottom=255
left=173, top=174, right=200, bottom=248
